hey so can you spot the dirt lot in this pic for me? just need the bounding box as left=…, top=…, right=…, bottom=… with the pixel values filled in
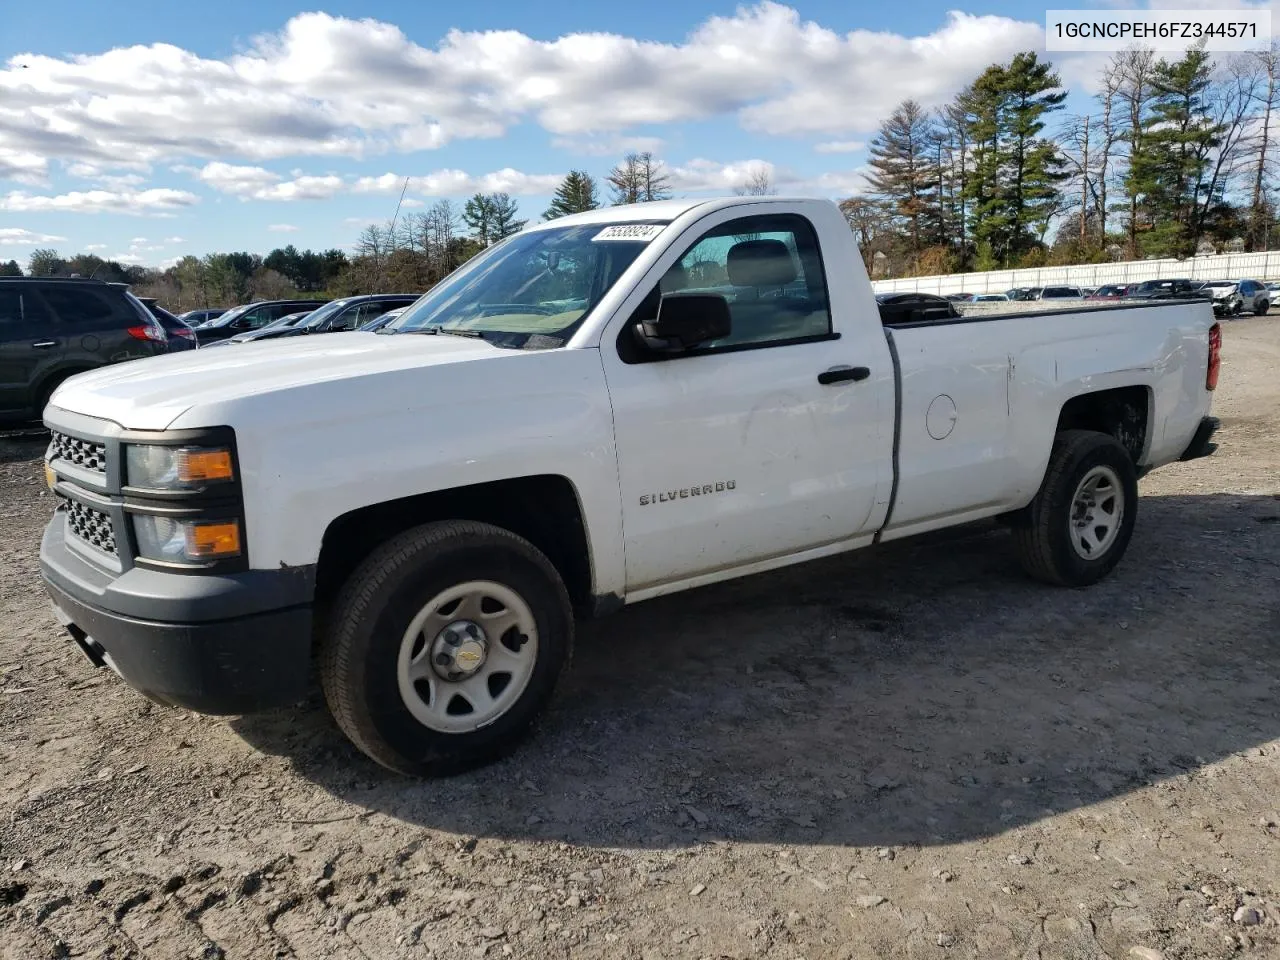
left=1, top=320, right=1278, bottom=960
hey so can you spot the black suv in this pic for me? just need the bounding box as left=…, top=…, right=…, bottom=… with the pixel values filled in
left=0, top=277, right=169, bottom=421
left=193, top=299, right=329, bottom=343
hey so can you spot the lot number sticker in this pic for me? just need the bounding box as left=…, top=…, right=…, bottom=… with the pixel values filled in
left=592, top=224, right=666, bottom=242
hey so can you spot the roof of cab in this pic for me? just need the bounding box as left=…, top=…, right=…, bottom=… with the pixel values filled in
left=522, top=195, right=833, bottom=233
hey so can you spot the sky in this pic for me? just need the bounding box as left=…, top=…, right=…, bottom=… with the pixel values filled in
left=0, top=0, right=1274, bottom=267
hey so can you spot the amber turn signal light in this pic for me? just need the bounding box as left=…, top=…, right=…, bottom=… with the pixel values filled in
left=177, top=449, right=235, bottom=483
left=185, top=521, right=242, bottom=559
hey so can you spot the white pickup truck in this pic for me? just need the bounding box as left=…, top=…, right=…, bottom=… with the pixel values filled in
left=39, top=197, right=1222, bottom=775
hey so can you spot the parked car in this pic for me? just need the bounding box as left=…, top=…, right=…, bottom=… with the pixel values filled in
left=971, top=293, right=1009, bottom=302
left=1037, top=285, right=1084, bottom=301
left=193, top=299, right=329, bottom=344
left=1198, top=280, right=1245, bottom=317
left=0, top=277, right=167, bottom=421
left=238, top=294, right=421, bottom=343
left=203, top=309, right=316, bottom=347
left=1233, top=279, right=1270, bottom=315
left=178, top=308, right=227, bottom=326
left=138, top=299, right=197, bottom=352
left=40, top=196, right=1221, bottom=776
left=1086, top=284, right=1132, bottom=300
left=944, top=292, right=974, bottom=302
left=360, top=307, right=408, bottom=332
left=1126, top=278, right=1209, bottom=301
left=1006, top=287, right=1040, bottom=301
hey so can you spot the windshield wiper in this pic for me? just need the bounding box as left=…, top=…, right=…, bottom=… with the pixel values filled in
left=411, top=326, right=488, bottom=339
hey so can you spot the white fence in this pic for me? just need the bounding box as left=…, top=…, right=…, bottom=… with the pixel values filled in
left=870, top=250, right=1280, bottom=296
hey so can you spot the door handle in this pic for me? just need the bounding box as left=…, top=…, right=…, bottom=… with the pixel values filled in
left=31, top=340, right=58, bottom=349
left=817, top=365, right=870, bottom=385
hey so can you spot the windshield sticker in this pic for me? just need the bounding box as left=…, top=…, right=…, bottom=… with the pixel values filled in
left=592, top=224, right=666, bottom=242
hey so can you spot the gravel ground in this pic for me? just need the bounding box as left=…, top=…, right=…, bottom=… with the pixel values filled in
left=1, top=318, right=1278, bottom=960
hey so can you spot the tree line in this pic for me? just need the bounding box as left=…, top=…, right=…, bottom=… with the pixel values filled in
left=848, top=42, right=1280, bottom=278
left=23, top=44, right=1280, bottom=310
left=9, top=150, right=684, bottom=310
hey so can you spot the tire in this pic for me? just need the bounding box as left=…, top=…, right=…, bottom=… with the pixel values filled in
left=1257, top=300, right=1269, bottom=316
left=319, top=520, right=573, bottom=776
left=1011, top=430, right=1138, bottom=587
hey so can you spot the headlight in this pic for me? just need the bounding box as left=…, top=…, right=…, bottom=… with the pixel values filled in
left=126, top=444, right=235, bottom=489
left=132, top=515, right=242, bottom=563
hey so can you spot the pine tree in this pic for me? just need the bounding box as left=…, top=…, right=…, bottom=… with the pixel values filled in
left=462, top=194, right=497, bottom=246
left=865, top=99, right=943, bottom=269
left=958, top=52, right=1068, bottom=266
left=490, top=193, right=527, bottom=239
left=1131, top=47, right=1222, bottom=257
left=544, top=171, right=600, bottom=219
left=1002, top=52, right=1069, bottom=253
left=463, top=193, right=527, bottom=244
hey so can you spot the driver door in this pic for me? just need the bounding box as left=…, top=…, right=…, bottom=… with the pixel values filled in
left=599, top=210, right=891, bottom=593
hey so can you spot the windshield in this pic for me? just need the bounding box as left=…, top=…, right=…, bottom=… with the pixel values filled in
left=299, top=299, right=353, bottom=330
left=1205, top=281, right=1235, bottom=288
left=387, top=223, right=661, bottom=347
left=208, top=303, right=255, bottom=327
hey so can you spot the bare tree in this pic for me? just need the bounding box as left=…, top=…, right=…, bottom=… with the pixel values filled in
left=608, top=152, right=672, bottom=204
left=734, top=167, right=777, bottom=196
left=1191, top=54, right=1264, bottom=246
left=1247, top=42, right=1280, bottom=249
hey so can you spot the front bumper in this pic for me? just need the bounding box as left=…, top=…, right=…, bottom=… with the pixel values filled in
left=1178, top=416, right=1220, bottom=462
left=40, top=514, right=315, bottom=714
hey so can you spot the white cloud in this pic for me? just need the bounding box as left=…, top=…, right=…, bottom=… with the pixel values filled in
left=666, top=157, right=869, bottom=197
left=551, top=135, right=666, bottom=157
left=354, top=167, right=563, bottom=198
left=0, top=187, right=200, bottom=215
left=0, top=147, right=48, bottom=184
left=130, top=236, right=148, bottom=243
left=0, top=4, right=1057, bottom=174
left=164, top=235, right=185, bottom=243
left=0, top=227, right=67, bottom=245
left=110, top=253, right=144, bottom=263
left=814, top=140, right=865, bottom=154
left=268, top=223, right=300, bottom=232
left=192, top=161, right=343, bottom=201
left=85, top=243, right=107, bottom=250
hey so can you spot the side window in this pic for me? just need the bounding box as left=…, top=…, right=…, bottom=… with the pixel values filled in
left=240, top=308, right=270, bottom=329
left=0, top=289, right=24, bottom=327
left=632, top=213, right=832, bottom=353
left=355, top=301, right=398, bottom=326
left=39, top=286, right=120, bottom=325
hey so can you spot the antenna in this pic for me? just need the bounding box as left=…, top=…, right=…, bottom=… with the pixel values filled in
left=375, top=176, right=412, bottom=291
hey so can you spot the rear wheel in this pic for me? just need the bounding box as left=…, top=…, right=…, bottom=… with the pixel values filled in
left=319, top=520, right=573, bottom=776
left=1012, top=430, right=1138, bottom=587
left=1257, top=300, right=1269, bottom=316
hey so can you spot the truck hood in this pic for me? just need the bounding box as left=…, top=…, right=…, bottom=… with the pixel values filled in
left=48, top=331, right=504, bottom=430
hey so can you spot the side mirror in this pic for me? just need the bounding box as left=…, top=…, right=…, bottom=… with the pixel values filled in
left=638, top=294, right=731, bottom=352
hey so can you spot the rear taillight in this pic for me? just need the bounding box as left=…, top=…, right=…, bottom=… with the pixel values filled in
left=1206, top=322, right=1221, bottom=390
left=174, top=326, right=195, bottom=339
left=127, top=324, right=166, bottom=343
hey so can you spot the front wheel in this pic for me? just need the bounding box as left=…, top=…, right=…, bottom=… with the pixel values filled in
left=319, top=520, right=573, bottom=776
left=1257, top=300, right=1269, bottom=316
left=1011, top=430, right=1138, bottom=587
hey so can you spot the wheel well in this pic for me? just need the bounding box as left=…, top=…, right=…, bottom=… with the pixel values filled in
left=315, top=475, right=594, bottom=620
left=1056, top=386, right=1150, bottom=463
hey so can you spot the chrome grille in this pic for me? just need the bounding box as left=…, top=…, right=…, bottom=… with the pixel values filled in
left=51, top=431, right=107, bottom=474
left=65, top=499, right=117, bottom=556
